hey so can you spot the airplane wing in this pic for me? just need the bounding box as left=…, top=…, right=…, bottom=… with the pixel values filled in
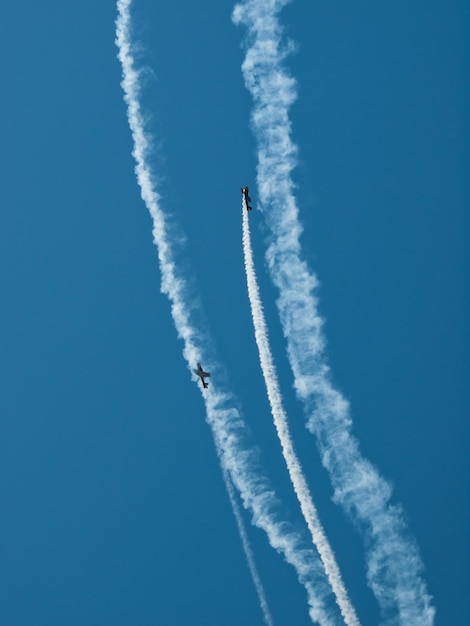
left=194, top=364, right=210, bottom=378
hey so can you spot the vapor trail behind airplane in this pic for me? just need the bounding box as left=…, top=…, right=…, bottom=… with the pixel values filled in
left=116, top=1, right=339, bottom=623
left=242, top=206, right=360, bottom=626
left=233, top=0, right=435, bottom=623
left=223, top=470, right=274, bottom=626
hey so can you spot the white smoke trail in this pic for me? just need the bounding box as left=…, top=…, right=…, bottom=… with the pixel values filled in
left=242, top=204, right=360, bottom=626
left=223, top=470, right=274, bottom=626
left=116, top=1, right=339, bottom=623
left=233, top=1, right=436, bottom=624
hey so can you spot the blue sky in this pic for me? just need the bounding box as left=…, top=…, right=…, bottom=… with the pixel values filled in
left=1, top=1, right=468, bottom=625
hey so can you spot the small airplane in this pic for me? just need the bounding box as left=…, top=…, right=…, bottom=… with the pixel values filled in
left=193, top=362, right=211, bottom=389
left=241, top=185, right=253, bottom=211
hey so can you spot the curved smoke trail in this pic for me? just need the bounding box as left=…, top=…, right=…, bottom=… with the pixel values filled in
left=116, top=1, right=341, bottom=623
left=233, top=0, right=435, bottom=624
left=242, top=204, right=360, bottom=626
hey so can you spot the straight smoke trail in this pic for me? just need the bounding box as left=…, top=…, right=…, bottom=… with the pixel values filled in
left=116, top=1, right=339, bottom=623
left=223, top=470, right=274, bottom=626
left=242, top=204, right=360, bottom=626
left=233, top=1, right=435, bottom=624
left=204, top=394, right=334, bottom=626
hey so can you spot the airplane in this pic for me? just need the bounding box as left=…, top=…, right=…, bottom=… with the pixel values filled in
left=193, top=362, right=211, bottom=389
left=241, top=185, right=253, bottom=211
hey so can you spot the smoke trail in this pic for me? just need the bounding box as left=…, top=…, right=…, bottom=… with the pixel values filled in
left=116, top=1, right=339, bottom=623
left=223, top=470, right=274, bottom=626
left=233, top=1, right=435, bottom=624
left=242, top=203, right=360, bottom=626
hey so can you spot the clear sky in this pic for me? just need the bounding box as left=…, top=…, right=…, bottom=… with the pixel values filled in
left=0, top=1, right=468, bottom=625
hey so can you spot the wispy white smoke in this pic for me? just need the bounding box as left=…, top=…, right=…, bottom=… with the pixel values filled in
left=223, top=470, right=274, bottom=626
left=242, top=204, right=360, bottom=626
left=233, top=1, right=435, bottom=624
left=116, top=1, right=339, bottom=623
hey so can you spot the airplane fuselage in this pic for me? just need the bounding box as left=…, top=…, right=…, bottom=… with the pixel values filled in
left=193, top=362, right=210, bottom=389
left=241, top=186, right=253, bottom=211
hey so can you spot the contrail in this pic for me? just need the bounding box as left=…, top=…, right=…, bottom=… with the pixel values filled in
left=233, top=0, right=436, bottom=624
left=116, top=1, right=339, bottom=624
left=242, top=203, right=360, bottom=626
left=223, top=470, right=274, bottom=626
